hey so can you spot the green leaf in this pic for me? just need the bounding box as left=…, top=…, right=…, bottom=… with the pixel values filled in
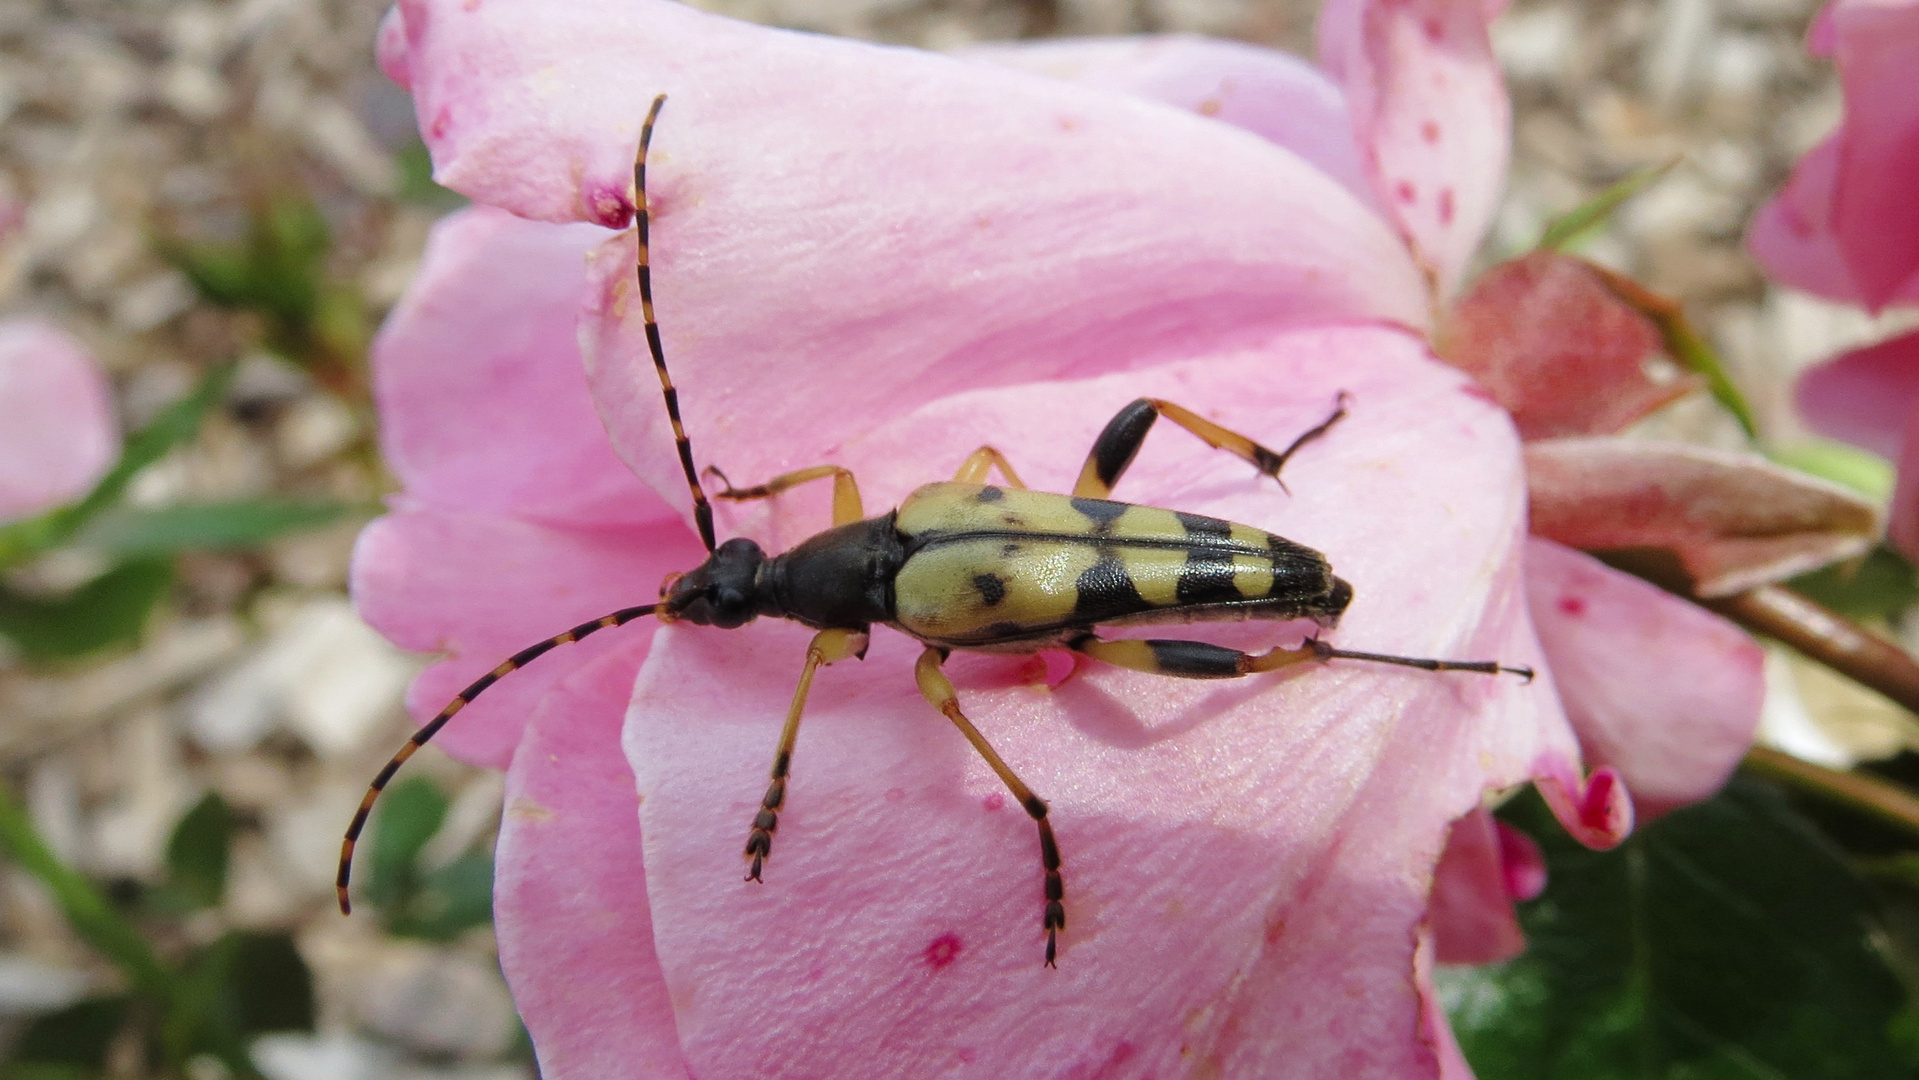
left=164, top=793, right=233, bottom=910
left=163, top=931, right=312, bottom=1073
left=0, top=363, right=235, bottom=568
left=74, top=499, right=352, bottom=556
left=0, top=789, right=171, bottom=1003
left=1539, top=160, right=1679, bottom=252
left=0, top=559, right=173, bottom=661
left=7, top=996, right=130, bottom=1073
left=222, top=932, right=315, bottom=1036
left=1446, top=777, right=1908, bottom=1079
left=391, top=851, right=495, bottom=941
left=1789, top=546, right=1918, bottom=622
left=365, top=775, right=448, bottom=911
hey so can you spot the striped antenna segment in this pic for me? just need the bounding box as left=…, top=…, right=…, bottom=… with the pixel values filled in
left=337, top=603, right=660, bottom=914
left=634, top=93, right=716, bottom=553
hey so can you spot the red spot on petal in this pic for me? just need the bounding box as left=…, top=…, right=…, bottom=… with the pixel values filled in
left=1557, top=594, right=1586, bottom=616
left=1396, top=180, right=1417, bottom=205
left=587, top=185, right=631, bottom=228
left=1420, top=119, right=1440, bottom=144
left=1423, top=16, right=1445, bottom=40
left=924, top=933, right=963, bottom=969
left=983, top=792, right=1005, bottom=812
left=1438, top=187, right=1456, bottom=226
left=429, top=107, right=452, bottom=140
left=1580, top=771, right=1619, bottom=831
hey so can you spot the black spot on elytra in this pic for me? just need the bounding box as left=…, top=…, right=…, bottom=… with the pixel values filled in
left=1176, top=511, right=1233, bottom=540
left=1001, top=543, right=1022, bottom=556
left=1073, top=558, right=1145, bottom=621
left=972, top=573, right=1007, bottom=606
left=1176, top=550, right=1241, bottom=605
left=1070, top=497, right=1127, bottom=528
left=976, top=486, right=1005, bottom=502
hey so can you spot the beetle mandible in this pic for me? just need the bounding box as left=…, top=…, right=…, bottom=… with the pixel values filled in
left=337, top=94, right=1531, bottom=968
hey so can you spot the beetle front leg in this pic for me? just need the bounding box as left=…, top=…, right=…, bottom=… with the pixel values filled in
left=1072, top=393, right=1350, bottom=499
left=704, top=464, right=865, bottom=526
left=913, top=647, right=1066, bottom=968
left=745, top=627, right=868, bottom=882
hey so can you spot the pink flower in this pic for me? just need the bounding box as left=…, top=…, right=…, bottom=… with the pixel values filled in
left=0, top=320, right=118, bottom=525
left=1750, top=0, right=1919, bottom=559
left=355, top=0, right=1765, bottom=1075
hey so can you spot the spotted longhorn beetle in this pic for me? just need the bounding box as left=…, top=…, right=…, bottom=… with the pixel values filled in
left=338, top=94, right=1532, bottom=968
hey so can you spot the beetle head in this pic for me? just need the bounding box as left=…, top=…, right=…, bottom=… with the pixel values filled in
left=661, top=537, right=766, bottom=628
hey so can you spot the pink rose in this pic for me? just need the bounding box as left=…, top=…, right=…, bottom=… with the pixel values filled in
left=353, top=0, right=1769, bottom=1074
left=1750, top=0, right=1919, bottom=559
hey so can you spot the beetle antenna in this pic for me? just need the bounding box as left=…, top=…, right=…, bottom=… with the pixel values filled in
left=337, top=603, right=660, bottom=914
left=634, top=93, right=716, bottom=553
left=1308, top=638, right=1534, bottom=681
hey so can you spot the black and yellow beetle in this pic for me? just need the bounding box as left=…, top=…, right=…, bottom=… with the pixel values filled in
left=338, top=95, right=1529, bottom=967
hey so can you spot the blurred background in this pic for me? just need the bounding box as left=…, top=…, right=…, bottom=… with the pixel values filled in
left=0, top=0, right=1912, bottom=1077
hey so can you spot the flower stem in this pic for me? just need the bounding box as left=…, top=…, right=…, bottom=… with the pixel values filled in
left=1745, top=745, right=1919, bottom=840
left=1706, top=585, right=1919, bottom=715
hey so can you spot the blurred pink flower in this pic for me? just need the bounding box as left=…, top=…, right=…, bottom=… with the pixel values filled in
left=354, top=0, right=1768, bottom=1075
left=0, top=320, right=118, bottom=525
left=1750, top=0, right=1919, bottom=559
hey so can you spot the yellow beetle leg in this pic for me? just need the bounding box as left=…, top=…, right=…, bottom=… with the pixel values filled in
left=1068, top=632, right=1533, bottom=680
left=1072, top=393, right=1350, bottom=499
left=951, top=446, right=1027, bottom=489
left=744, top=627, right=869, bottom=883
left=704, top=464, right=865, bottom=526
left=914, top=647, right=1065, bottom=968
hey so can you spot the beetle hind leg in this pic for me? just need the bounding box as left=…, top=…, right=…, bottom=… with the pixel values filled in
left=745, top=628, right=868, bottom=882
left=913, top=648, right=1065, bottom=967
left=1066, top=632, right=1532, bottom=681
left=1073, top=392, right=1350, bottom=499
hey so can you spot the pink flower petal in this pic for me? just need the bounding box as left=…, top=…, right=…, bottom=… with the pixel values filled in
left=495, top=636, right=691, bottom=1080
left=1526, top=438, right=1879, bottom=597
left=350, top=508, right=701, bottom=767
left=619, top=334, right=1573, bottom=1077
left=962, top=36, right=1376, bottom=204
left=1795, top=327, right=1919, bottom=460
left=1749, top=137, right=1870, bottom=302
left=374, top=205, right=663, bottom=527
left=1318, top=0, right=1510, bottom=299
left=1532, top=764, right=1632, bottom=850
left=1442, top=251, right=1698, bottom=439
left=377, top=5, right=409, bottom=88
left=1527, top=538, right=1763, bottom=816
left=0, top=320, right=118, bottom=525
left=1889, top=399, right=1919, bottom=561
left=1428, top=808, right=1526, bottom=965
left=1417, top=929, right=1477, bottom=1080
left=1496, top=819, right=1546, bottom=901
left=1827, top=0, right=1919, bottom=311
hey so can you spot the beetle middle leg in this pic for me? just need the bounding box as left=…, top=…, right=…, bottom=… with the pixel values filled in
left=705, top=464, right=864, bottom=526
left=1073, top=393, right=1350, bottom=499
left=914, top=647, right=1065, bottom=967
left=745, top=627, right=869, bottom=882
left=952, top=446, right=1027, bottom=488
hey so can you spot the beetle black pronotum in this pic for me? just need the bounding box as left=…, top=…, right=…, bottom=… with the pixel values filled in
left=338, top=94, right=1531, bottom=968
